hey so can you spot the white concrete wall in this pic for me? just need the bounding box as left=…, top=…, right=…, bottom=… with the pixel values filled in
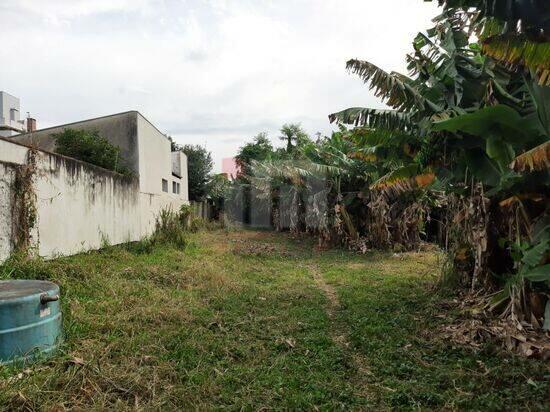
left=137, top=114, right=173, bottom=195
left=136, top=114, right=189, bottom=235
left=180, top=154, right=189, bottom=202
left=0, top=138, right=28, bottom=164
left=0, top=109, right=190, bottom=262
left=171, top=151, right=189, bottom=203
left=0, top=162, right=16, bottom=261
left=0, top=136, right=189, bottom=262
left=0, top=142, right=142, bottom=260
left=35, top=154, right=142, bottom=257
left=0, top=139, right=29, bottom=261
left=181, top=153, right=189, bottom=202
left=171, top=152, right=182, bottom=178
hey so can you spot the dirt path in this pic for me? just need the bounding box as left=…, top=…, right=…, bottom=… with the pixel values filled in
left=309, top=264, right=348, bottom=346
left=308, top=264, right=374, bottom=392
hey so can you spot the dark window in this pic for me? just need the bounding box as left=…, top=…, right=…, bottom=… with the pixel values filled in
left=176, top=183, right=181, bottom=194
left=162, top=179, right=168, bottom=192
left=172, top=181, right=177, bottom=193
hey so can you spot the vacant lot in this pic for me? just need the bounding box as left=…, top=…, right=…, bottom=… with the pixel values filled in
left=1, top=230, right=548, bottom=410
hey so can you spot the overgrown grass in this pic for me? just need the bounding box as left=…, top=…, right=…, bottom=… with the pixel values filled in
left=0, top=230, right=547, bottom=410
left=0, top=231, right=354, bottom=409
left=316, top=249, right=550, bottom=410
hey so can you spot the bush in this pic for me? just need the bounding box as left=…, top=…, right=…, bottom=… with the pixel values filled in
left=53, top=128, right=133, bottom=176
left=150, top=208, right=188, bottom=249
left=178, top=204, right=193, bottom=228
left=123, top=238, right=154, bottom=255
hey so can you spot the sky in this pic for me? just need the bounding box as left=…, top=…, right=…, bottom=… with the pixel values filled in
left=1, top=0, right=440, bottom=172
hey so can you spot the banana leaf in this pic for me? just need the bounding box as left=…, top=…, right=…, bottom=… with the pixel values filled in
left=522, top=265, right=550, bottom=282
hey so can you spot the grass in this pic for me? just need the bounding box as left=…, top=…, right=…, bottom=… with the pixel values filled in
left=0, top=229, right=548, bottom=410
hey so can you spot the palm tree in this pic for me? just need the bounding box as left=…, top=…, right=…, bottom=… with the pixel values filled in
left=279, top=123, right=309, bottom=152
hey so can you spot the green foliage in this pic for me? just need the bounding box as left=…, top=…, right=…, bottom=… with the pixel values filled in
left=236, top=132, right=274, bottom=177
left=53, top=129, right=133, bottom=176
left=150, top=208, right=188, bottom=249
left=179, top=145, right=213, bottom=201
left=208, top=174, right=230, bottom=197
left=279, top=123, right=310, bottom=153
left=207, top=173, right=231, bottom=212
left=434, top=0, right=550, bottom=84
left=327, top=4, right=549, bottom=305
left=0, top=252, right=54, bottom=281
left=178, top=204, right=193, bottom=225
left=230, top=123, right=430, bottom=249
left=329, top=108, right=415, bottom=132
left=12, top=150, right=38, bottom=256
left=319, top=246, right=548, bottom=409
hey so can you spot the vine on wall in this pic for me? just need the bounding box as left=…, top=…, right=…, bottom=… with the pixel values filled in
left=12, top=149, right=38, bottom=255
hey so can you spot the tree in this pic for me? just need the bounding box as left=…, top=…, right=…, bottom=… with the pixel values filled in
left=207, top=173, right=231, bottom=200
left=279, top=123, right=310, bottom=153
left=53, top=128, right=133, bottom=176
left=180, top=144, right=213, bottom=201
left=328, top=5, right=549, bottom=323
left=235, top=132, right=275, bottom=177
left=435, top=0, right=550, bottom=85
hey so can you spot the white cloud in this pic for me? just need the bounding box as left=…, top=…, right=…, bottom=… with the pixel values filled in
left=8, top=0, right=154, bottom=20
left=1, top=0, right=440, bottom=171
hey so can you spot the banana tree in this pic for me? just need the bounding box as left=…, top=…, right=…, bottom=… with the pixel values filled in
left=329, top=4, right=549, bottom=321
left=435, top=0, right=550, bottom=85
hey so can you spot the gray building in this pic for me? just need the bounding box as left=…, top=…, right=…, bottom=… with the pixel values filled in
left=0, top=91, right=27, bottom=137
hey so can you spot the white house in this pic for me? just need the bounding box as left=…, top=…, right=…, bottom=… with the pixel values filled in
left=0, top=91, right=28, bottom=137
left=0, top=105, right=189, bottom=262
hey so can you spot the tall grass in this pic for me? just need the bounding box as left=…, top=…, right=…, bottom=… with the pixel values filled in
left=130, top=205, right=216, bottom=253
left=150, top=208, right=188, bottom=248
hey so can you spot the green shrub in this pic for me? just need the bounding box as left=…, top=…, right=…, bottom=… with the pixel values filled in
left=178, top=204, right=193, bottom=228
left=150, top=208, right=187, bottom=249
left=189, top=217, right=205, bottom=233
left=53, top=128, right=133, bottom=176
left=123, top=238, right=154, bottom=255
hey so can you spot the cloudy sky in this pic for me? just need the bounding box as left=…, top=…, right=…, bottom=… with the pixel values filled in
left=2, top=0, right=439, bottom=171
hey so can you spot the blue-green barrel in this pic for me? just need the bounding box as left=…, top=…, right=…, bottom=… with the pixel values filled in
left=0, top=280, right=62, bottom=365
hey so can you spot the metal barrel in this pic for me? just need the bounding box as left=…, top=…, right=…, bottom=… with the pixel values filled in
left=0, top=280, right=62, bottom=365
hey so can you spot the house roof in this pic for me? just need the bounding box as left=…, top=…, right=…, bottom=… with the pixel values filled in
left=12, top=110, right=170, bottom=141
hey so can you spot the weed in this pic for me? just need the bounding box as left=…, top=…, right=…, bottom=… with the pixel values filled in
left=150, top=208, right=187, bottom=248
left=123, top=238, right=154, bottom=255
